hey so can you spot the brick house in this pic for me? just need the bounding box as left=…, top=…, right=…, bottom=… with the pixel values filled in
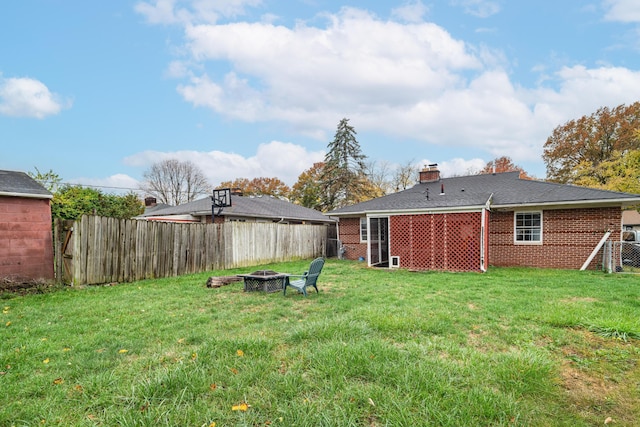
left=137, top=192, right=334, bottom=226
left=327, top=166, right=640, bottom=271
left=0, top=170, right=54, bottom=282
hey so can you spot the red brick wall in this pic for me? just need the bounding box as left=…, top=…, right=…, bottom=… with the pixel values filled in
left=0, top=196, right=54, bottom=281
left=489, top=207, right=621, bottom=269
left=338, top=217, right=367, bottom=260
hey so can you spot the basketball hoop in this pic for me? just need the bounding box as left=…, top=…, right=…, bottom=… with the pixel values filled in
left=212, top=188, right=232, bottom=217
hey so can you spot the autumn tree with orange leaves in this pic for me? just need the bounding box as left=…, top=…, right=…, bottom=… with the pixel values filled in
left=477, top=156, right=533, bottom=179
left=290, top=162, right=325, bottom=210
left=218, top=177, right=290, bottom=198
left=543, top=102, right=640, bottom=189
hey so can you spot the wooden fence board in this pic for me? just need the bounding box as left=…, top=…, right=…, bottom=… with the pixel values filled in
left=58, top=216, right=329, bottom=285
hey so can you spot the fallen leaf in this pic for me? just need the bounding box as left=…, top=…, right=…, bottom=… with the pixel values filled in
left=237, top=349, right=244, bottom=357
left=63, top=347, right=71, bottom=352
left=232, top=402, right=249, bottom=411
left=53, top=377, right=64, bottom=385
left=43, top=358, right=50, bottom=364
left=604, top=417, right=614, bottom=424
left=177, top=338, right=185, bottom=344
left=230, top=368, right=238, bottom=375
left=5, top=321, right=11, bottom=327
left=209, top=423, right=216, bottom=427
left=74, top=384, right=84, bottom=392
left=191, top=352, right=197, bottom=360
left=209, top=383, right=217, bottom=390
left=118, top=349, right=128, bottom=354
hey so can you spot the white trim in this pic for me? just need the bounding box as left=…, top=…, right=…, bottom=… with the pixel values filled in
left=360, top=217, right=368, bottom=243
left=514, top=211, right=543, bottom=245
left=0, top=191, right=53, bottom=199
left=493, top=198, right=640, bottom=210
left=336, top=206, right=486, bottom=217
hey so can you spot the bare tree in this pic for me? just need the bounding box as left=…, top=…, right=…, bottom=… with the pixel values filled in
left=391, top=160, right=420, bottom=192
left=365, top=160, right=393, bottom=195
left=140, top=159, right=211, bottom=206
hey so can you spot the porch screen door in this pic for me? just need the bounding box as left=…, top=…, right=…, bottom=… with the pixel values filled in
left=369, top=217, right=389, bottom=266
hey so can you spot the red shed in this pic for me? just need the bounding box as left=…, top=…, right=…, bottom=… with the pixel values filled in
left=0, top=170, right=54, bottom=282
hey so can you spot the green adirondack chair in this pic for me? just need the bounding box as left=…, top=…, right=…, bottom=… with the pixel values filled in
left=283, top=257, right=325, bottom=296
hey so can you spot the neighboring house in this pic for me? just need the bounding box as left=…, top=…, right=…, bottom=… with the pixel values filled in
left=622, top=210, right=640, bottom=231
left=142, top=197, right=172, bottom=215
left=0, top=170, right=54, bottom=282
left=327, top=165, right=640, bottom=272
left=136, top=192, right=334, bottom=225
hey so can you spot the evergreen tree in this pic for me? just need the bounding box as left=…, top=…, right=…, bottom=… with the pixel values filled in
left=320, top=118, right=369, bottom=210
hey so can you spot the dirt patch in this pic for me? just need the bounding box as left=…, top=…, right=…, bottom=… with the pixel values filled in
left=0, top=278, right=57, bottom=296
left=560, top=297, right=599, bottom=303
left=558, top=330, right=640, bottom=425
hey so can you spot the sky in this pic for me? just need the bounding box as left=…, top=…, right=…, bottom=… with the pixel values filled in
left=2, top=0, right=640, bottom=194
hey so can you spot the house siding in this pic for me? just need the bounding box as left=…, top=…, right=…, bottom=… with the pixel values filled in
left=489, top=207, right=621, bottom=269
left=0, top=196, right=54, bottom=281
left=338, top=217, right=367, bottom=260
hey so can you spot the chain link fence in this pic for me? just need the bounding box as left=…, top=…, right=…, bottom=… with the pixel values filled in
left=606, top=241, right=640, bottom=273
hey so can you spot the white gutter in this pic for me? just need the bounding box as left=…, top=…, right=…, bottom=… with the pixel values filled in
left=0, top=191, right=53, bottom=199
left=492, top=197, right=640, bottom=210
left=479, top=194, right=493, bottom=272
left=333, top=205, right=487, bottom=217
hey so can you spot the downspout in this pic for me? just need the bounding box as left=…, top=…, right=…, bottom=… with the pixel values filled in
left=366, top=215, right=371, bottom=267
left=480, top=193, right=493, bottom=272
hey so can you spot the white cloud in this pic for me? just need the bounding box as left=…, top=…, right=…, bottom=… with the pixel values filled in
left=124, top=140, right=324, bottom=186
left=603, top=0, right=640, bottom=23
left=391, top=1, right=429, bottom=23
left=135, top=0, right=263, bottom=25
left=451, top=0, right=501, bottom=18
left=0, top=76, right=68, bottom=119
left=69, top=174, right=142, bottom=195
left=139, top=3, right=640, bottom=171
left=423, top=157, right=486, bottom=177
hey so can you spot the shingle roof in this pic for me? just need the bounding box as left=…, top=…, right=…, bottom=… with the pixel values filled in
left=328, top=172, right=640, bottom=216
left=0, top=170, right=53, bottom=199
left=138, top=194, right=334, bottom=223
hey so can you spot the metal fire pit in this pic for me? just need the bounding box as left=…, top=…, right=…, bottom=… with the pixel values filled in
left=237, top=270, right=289, bottom=293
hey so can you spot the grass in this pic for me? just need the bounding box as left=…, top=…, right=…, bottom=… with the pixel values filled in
left=1, top=260, right=639, bottom=426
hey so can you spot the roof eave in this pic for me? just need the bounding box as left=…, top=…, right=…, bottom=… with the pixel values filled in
left=330, top=205, right=488, bottom=217
left=191, top=210, right=334, bottom=223
left=0, top=191, right=53, bottom=200
left=491, top=198, right=640, bottom=210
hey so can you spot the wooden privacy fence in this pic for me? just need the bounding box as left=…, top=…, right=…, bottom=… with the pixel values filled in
left=54, top=215, right=328, bottom=286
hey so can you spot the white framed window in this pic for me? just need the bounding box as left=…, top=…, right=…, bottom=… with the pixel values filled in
left=360, top=217, right=368, bottom=242
left=514, top=211, right=542, bottom=244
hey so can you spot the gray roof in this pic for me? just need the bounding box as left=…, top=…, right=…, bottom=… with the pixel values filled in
left=328, top=172, right=640, bottom=216
left=0, top=170, right=53, bottom=199
left=139, top=194, right=334, bottom=223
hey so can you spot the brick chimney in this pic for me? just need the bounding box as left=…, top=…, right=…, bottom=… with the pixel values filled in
left=419, top=164, right=440, bottom=183
left=144, top=197, right=157, bottom=207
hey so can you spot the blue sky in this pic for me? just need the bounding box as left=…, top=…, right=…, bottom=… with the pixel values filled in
left=2, top=0, right=640, bottom=193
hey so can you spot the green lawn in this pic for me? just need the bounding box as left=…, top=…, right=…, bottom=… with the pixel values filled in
left=1, top=260, right=639, bottom=426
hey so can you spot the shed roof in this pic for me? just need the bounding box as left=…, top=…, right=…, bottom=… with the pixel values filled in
left=138, top=194, right=334, bottom=224
left=328, top=172, right=640, bottom=216
left=0, top=170, right=53, bottom=199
